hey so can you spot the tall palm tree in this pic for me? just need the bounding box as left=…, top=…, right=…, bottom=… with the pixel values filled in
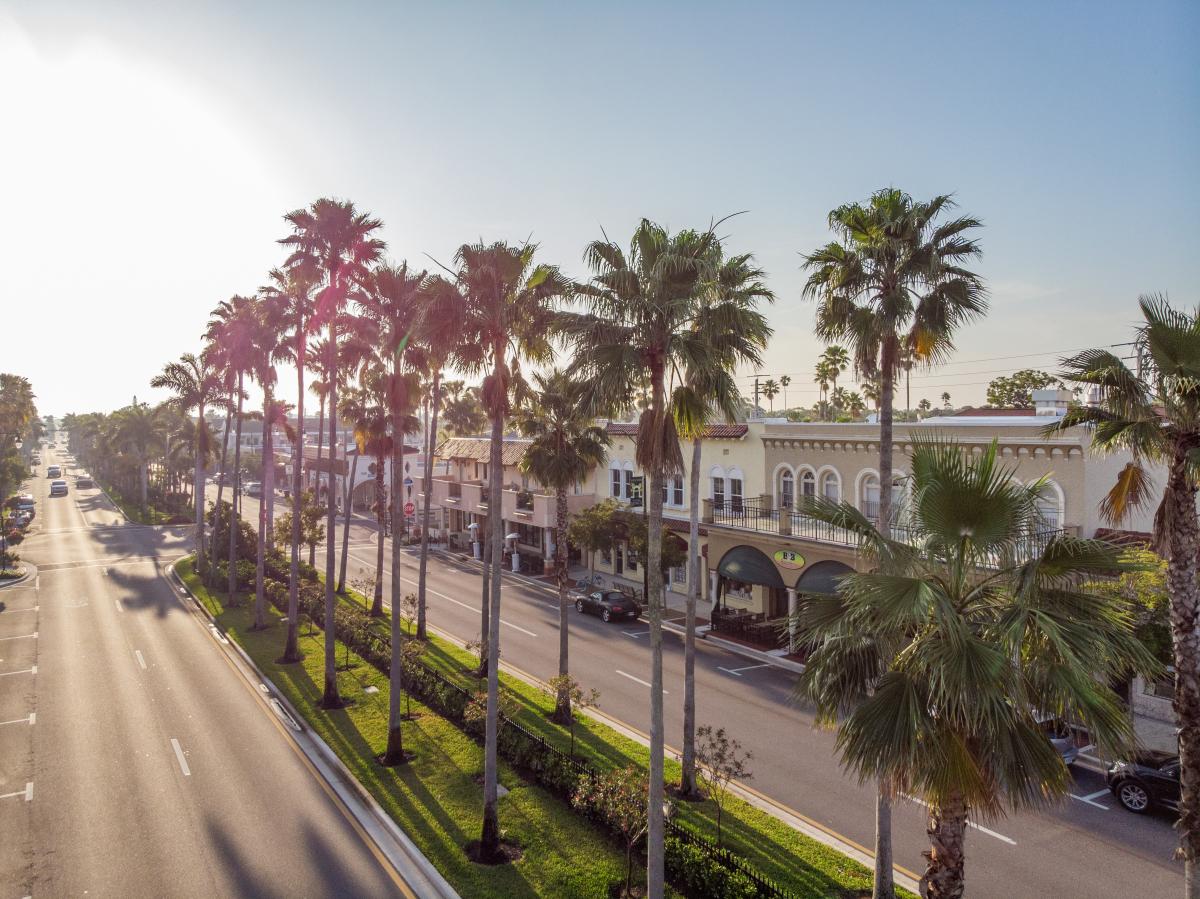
left=280, top=198, right=385, bottom=710
left=111, top=402, right=166, bottom=511
left=354, top=260, right=432, bottom=764
left=1048, top=295, right=1200, bottom=891
left=263, top=260, right=319, bottom=663
left=348, top=370, right=392, bottom=617
left=821, top=344, right=850, bottom=399
left=206, top=294, right=259, bottom=607
left=562, top=218, right=726, bottom=897
left=941, top=391, right=952, bottom=409
left=674, top=248, right=772, bottom=798
left=150, top=352, right=224, bottom=571
left=441, top=381, right=487, bottom=436
left=779, top=373, right=792, bottom=411
left=454, top=240, right=568, bottom=859
left=795, top=439, right=1155, bottom=898
left=802, top=188, right=985, bottom=899
left=814, top=360, right=833, bottom=419
left=760, top=378, right=779, bottom=411
left=248, top=292, right=287, bottom=631
left=517, top=370, right=610, bottom=721
left=415, top=275, right=470, bottom=640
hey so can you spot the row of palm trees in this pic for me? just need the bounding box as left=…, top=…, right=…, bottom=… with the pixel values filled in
left=0, top=374, right=41, bottom=506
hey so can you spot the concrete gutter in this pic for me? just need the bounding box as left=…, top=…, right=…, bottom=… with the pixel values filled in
left=164, top=559, right=460, bottom=899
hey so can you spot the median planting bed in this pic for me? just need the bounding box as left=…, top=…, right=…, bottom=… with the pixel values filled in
left=179, top=555, right=905, bottom=898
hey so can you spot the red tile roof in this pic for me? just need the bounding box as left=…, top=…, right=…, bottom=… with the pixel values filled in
left=606, top=422, right=748, bottom=439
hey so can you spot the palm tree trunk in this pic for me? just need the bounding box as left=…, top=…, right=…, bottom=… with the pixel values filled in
left=1165, top=445, right=1200, bottom=898
left=321, top=330, right=343, bottom=710
left=194, top=401, right=206, bottom=573
left=228, top=373, right=244, bottom=605
left=383, top=420, right=407, bottom=764
left=479, top=375, right=505, bottom=860
left=264, top=407, right=275, bottom=549
left=873, top=334, right=898, bottom=899
left=284, top=343, right=305, bottom=664
left=337, top=450, right=359, bottom=592
left=553, top=488, right=571, bottom=723
left=417, top=371, right=441, bottom=640
left=680, top=435, right=702, bottom=797
left=479, top=526, right=491, bottom=675
left=314, top=393, right=326, bottom=505
left=371, top=457, right=385, bottom=617
left=919, top=791, right=968, bottom=899
left=646, top=371, right=667, bottom=899
left=253, top=390, right=270, bottom=630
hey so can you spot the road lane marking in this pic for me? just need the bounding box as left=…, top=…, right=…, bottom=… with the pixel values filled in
left=0, top=713, right=35, bottom=726
left=3, top=605, right=39, bottom=613
left=616, top=669, right=667, bottom=693
left=135, top=650, right=147, bottom=670
left=171, top=738, right=192, bottom=776
left=1071, top=789, right=1110, bottom=809
left=0, top=782, right=33, bottom=801
left=432, top=590, right=537, bottom=637
left=115, top=599, right=124, bottom=612
left=901, top=794, right=1015, bottom=844
left=0, top=632, right=37, bottom=640
left=0, top=666, right=36, bottom=677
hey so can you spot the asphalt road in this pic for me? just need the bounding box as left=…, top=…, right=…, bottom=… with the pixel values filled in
left=224, top=483, right=1185, bottom=898
left=0, top=449, right=411, bottom=899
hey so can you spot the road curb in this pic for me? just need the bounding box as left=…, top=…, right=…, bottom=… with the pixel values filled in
left=166, top=560, right=460, bottom=899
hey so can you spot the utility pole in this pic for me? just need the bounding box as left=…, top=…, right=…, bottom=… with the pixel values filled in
left=753, top=377, right=760, bottom=418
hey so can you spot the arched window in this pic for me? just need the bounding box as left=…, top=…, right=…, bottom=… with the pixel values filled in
left=820, top=470, right=841, bottom=503
left=710, top=465, right=726, bottom=509
left=1035, top=482, right=1064, bottom=530
left=778, top=470, right=794, bottom=509
left=800, top=470, right=816, bottom=499
left=861, top=473, right=880, bottom=521
left=728, top=468, right=745, bottom=512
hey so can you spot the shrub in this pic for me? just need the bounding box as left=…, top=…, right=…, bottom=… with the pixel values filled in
left=664, top=836, right=759, bottom=899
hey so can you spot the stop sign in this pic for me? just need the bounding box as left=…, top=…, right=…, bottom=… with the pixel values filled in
left=404, top=502, right=415, bottom=516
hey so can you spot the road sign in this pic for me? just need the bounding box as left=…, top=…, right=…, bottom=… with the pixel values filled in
left=404, top=501, right=415, bottom=516
left=403, top=477, right=414, bottom=487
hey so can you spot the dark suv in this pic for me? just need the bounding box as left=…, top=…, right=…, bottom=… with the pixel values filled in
left=1107, top=750, right=1180, bottom=814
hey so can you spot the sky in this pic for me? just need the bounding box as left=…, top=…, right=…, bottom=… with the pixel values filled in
left=2, top=0, right=1197, bottom=420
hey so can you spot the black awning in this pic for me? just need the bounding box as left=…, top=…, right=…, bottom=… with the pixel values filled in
left=795, top=560, right=855, bottom=595
left=717, top=546, right=785, bottom=590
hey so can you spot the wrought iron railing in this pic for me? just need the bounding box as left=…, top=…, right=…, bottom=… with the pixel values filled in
left=516, top=489, right=534, bottom=511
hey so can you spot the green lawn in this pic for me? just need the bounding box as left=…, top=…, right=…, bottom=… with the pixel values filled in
left=180, top=559, right=636, bottom=898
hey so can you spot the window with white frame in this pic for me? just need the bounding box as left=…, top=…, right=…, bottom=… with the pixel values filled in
left=623, top=468, right=633, bottom=500
left=672, top=475, right=684, bottom=506
left=730, top=476, right=744, bottom=512
left=861, top=474, right=881, bottom=521
left=1035, top=483, right=1064, bottom=530
left=800, top=470, right=816, bottom=499
left=778, top=470, right=794, bottom=509
left=611, top=468, right=622, bottom=497
left=712, top=476, right=726, bottom=509
left=821, top=470, right=840, bottom=503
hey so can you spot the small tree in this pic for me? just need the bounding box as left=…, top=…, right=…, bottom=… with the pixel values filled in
left=464, top=689, right=518, bottom=736
left=547, top=673, right=599, bottom=752
left=350, top=571, right=375, bottom=614
left=568, top=498, right=623, bottom=585
left=399, top=637, right=426, bottom=719
left=573, top=766, right=649, bottom=898
left=695, top=725, right=752, bottom=846
left=401, top=591, right=418, bottom=636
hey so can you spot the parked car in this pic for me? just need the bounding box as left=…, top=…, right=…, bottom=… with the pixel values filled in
left=245, top=482, right=263, bottom=498
left=1107, top=750, right=1180, bottom=814
left=46, top=465, right=62, bottom=478
left=76, top=475, right=94, bottom=488
left=575, top=590, right=641, bottom=623
left=14, top=494, right=35, bottom=512
left=49, top=480, right=68, bottom=497
left=1036, top=715, right=1079, bottom=766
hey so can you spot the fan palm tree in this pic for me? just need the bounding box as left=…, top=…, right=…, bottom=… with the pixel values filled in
left=674, top=248, right=772, bottom=798
left=845, top=391, right=867, bottom=418
left=354, top=260, right=433, bottom=764
left=780, top=373, right=792, bottom=411
left=760, top=378, right=779, bottom=411
left=441, top=381, right=487, bottom=436
left=453, top=240, right=568, bottom=859
left=206, top=294, right=259, bottom=607
left=802, top=188, right=986, bottom=898
left=821, top=345, right=850, bottom=398
left=814, top=360, right=833, bottom=419
left=261, top=260, right=319, bottom=663
left=150, top=352, right=224, bottom=571
left=348, top=370, right=392, bottom=617
left=517, top=369, right=610, bottom=722
left=562, top=218, right=726, bottom=897
left=110, top=402, right=166, bottom=511
left=1047, top=295, right=1200, bottom=889
left=941, top=391, right=952, bottom=409
left=280, top=198, right=385, bottom=710
left=795, top=439, right=1155, bottom=898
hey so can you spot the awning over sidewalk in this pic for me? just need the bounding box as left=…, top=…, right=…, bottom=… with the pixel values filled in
left=795, top=560, right=854, bottom=595
left=717, top=545, right=785, bottom=590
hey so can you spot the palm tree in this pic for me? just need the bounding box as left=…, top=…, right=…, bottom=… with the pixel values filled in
left=517, top=370, right=610, bottom=722
left=354, top=260, right=433, bottom=764
left=821, top=344, right=850, bottom=397
left=802, top=188, right=985, bottom=899
left=845, top=390, right=867, bottom=418
left=760, top=378, right=779, bottom=412
left=441, top=381, right=487, bottom=436
left=795, top=439, right=1155, bottom=898
left=150, top=352, right=224, bottom=571
left=562, top=218, right=726, bottom=897
left=261, top=260, right=319, bottom=663
left=1048, top=295, right=1200, bottom=889
left=917, top=397, right=932, bottom=417
left=206, top=294, right=259, bottom=607
left=941, top=391, right=952, bottom=409
left=310, top=370, right=329, bottom=505
left=111, top=402, right=166, bottom=511
left=454, top=240, right=568, bottom=860
left=280, top=198, right=385, bottom=710
left=814, top=360, right=833, bottom=419
left=779, top=374, right=792, bottom=411
left=674, top=248, right=772, bottom=799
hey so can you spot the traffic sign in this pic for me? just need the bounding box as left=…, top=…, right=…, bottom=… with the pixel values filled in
left=404, top=501, right=415, bottom=516
left=403, top=477, right=414, bottom=487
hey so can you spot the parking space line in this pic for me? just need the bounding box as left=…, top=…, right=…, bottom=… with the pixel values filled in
left=718, top=663, right=771, bottom=677
left=622, top=629, right=647, bottom=638
left=3, top=605, right=39, bottom=613
left=0, top=713, right=35, bottom=727
left=1071, top=789, right=1110, bottom=810
left=171, top=738, right=191, bottom=776
left=135, top=650, right=147, bottom=670
left=0, top=632, right=37, bottom=640
left=115, top=599, right=124, bottom=612
left=0, top=782, right=33, bottom=801
left=616, top=669, right=667, bottom=693
left=0, top=666, right=36, bottom=677
left=902, top=794, right=1016, bottom=844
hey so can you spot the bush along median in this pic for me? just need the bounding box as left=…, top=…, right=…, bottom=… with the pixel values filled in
left=183, top=544, right=909, bottom=898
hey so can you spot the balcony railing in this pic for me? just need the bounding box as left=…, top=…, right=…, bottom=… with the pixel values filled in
left=708, top=497, right=1064, bottom=562
left=516, top=489, right=534, bottom=512
left=447, top=481, right=462, bottom=499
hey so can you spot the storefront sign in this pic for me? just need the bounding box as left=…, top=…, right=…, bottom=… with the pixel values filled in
left=773, top=549, right=805, bottom=570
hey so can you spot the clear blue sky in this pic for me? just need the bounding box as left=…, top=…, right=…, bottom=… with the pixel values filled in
left=2, top=0, right=1197, bottom=416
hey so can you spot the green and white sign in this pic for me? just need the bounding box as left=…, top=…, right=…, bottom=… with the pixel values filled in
left=773, top=549, right=805, bottom=570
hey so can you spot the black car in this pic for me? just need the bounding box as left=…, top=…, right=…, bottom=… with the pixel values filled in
left=575, top=590, right=641, bottom=623
left=1107, top=750, right=1180, bottom=814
